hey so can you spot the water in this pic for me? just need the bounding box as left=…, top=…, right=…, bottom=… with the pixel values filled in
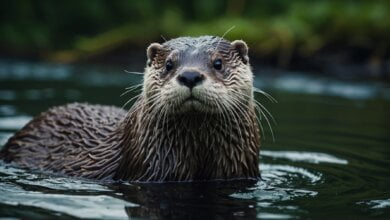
left=0, top=60, right=389, bottom=219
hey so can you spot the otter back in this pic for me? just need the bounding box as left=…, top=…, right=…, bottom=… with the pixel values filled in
left=0, top=103, right=126, bottom=179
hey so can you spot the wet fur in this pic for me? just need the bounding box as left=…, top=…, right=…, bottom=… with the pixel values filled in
left=0, top=36, right=261, bottom=182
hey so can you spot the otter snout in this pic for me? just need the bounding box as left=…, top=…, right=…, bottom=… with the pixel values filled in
left=177, top=71, right=205, bottom=89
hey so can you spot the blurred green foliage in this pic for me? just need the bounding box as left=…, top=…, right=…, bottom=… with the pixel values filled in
left=0, top=0, right=389, bottom=62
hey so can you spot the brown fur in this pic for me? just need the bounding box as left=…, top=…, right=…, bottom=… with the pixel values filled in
left=0, top=36, right=261, bottom=182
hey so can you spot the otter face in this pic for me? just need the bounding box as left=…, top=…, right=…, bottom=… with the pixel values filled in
left=143, top=36, right=253, bottom=115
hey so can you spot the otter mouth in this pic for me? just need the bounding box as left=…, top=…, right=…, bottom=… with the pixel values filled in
left=183, top=95, right=202, bottom=104
left=178, top=94, right=208, bottom=113
left=171, top=91, right=217, bottom=114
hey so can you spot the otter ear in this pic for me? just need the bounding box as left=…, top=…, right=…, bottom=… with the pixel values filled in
left=147, top=43, right=163, bottom=67
left=231, top=40, right=249, bottom=64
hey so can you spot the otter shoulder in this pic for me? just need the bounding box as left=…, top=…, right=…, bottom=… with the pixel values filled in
left=44, top=103, right=127, bottom=127
left=0, top=103, right=126, bottom=172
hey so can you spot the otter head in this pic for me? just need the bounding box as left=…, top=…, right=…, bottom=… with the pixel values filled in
left=143, top=36, right=253, bottom=115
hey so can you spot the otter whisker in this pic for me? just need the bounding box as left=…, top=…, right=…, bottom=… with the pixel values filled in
left=222, top=98, right=245, bottom=147
left=120, top=84, right=143, bottom=97
left=229, top=90, right=271, bottom=140
left=213, top=100, right=228, bottom=134
left=252, top=98, right=276, bottom=125
left=212, top=100, right=225, bottom=130
left=122, top=94, right=142, bottom=109
left=230, top=89, right=276, bottom=125
left=140, top=94, right=165, bottom=134
left=120, top=89, right=136, bottom=97
left=219, top=101, right=232, bottom=139
left=222, top=94, right=242, bottom=146
left=224, top=95, right=255, bottom=143
left=225, top=95, right=250, bottom=123
left=253, top=104, right=266, bottom=140
left=160, top=105, right=170, bottom=142
left=218, top=100, right=235, bottom=146
left=124, top=70, right=144, bottom=75
left=249, top=99, right=275, bottom=142
left=127, top=92, right=160, bottom=117
left=259, top=105, right=275, bottom=141
left=149, top=98, right=168, bottom=136
left=224, top=102, right=246, bottom=147
left=243, top=92, right=275, bottom=137
left=124, top=83, right=143, bottom=91
left=253, top=87, right=278, bottom=103
left=216, top=25, right=236, bottom=50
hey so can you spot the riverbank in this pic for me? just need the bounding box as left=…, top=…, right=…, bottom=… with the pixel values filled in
left=1, top=0, right=389, bottom=80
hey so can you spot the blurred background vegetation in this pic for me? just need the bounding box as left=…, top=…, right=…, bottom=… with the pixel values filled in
left=0, top=0, right=389, bottom=77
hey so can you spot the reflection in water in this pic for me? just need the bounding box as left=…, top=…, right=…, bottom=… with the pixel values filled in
left=0, top=162, right=322, bottom=219
left=118, top=181, right=258, bottom=219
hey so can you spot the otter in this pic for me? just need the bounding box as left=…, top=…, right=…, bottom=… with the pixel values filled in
left=0, top=36, right=261, bottom=182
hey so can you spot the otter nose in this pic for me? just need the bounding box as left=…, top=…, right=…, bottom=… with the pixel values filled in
left=177, top=71, right=204, bottom=89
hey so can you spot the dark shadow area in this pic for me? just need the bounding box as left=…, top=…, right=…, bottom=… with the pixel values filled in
left=110, top=180, right=258, bottom=219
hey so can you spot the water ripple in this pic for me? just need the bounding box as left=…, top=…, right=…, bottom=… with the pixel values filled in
left=261, top=150, right=348, bottom=165
left=0, top=61, right=71, bottom=80
left=271, top=74, right=382, bottom=100
left=261, top=163, right=322, bottom=184
left=0, top=132, right=13, bottom=146
left=231, top=163, right=319, bottom=203
left=359, top=199, right=390, bottom=209
left=0, top=186, right=137, bottom=219
left=0, top=164, right=138, bottom=219
left=0, top=90, right=16, bottom=101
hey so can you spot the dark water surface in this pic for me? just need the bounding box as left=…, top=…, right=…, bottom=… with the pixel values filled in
left=0, top=60, right=389, bottom=219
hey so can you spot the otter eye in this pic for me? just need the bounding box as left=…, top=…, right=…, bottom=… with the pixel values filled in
left=213, top=59, right=223, bottom=70
left=165, top=60, right=174, bottom=72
